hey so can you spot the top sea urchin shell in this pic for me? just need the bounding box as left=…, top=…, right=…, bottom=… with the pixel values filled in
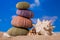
left=16, top=2, right=30, bottom=9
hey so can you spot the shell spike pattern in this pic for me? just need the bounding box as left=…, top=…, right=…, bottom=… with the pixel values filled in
left=36, top=18, right=41, bottom=24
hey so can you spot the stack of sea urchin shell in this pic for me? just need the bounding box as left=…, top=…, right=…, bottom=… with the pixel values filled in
left=7, top=2, right=34, bottom=36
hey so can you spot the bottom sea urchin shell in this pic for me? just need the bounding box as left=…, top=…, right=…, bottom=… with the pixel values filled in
left=7, top=27, right=29, bottom=36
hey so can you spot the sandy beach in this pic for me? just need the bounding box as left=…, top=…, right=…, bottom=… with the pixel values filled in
left=0, top=32, right=60, bottom=40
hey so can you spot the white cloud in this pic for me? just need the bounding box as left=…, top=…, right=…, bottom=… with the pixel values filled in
left=42, top=16, right=57, bottom=22
left=31, top=16, right=58, bottom=24
left=30, top=4, right=36, bottom=8
left=31, top=18, right=37, bottom=23
left=35, top=0, right=40, bottom=6
left=30, top=0, right=40, bottom=8
left=12, top=15, right=17, bottom=19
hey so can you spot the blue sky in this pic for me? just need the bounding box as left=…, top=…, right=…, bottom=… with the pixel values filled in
left=0, top=0, right=60, bottom=32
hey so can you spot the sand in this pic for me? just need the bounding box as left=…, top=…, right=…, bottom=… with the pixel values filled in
left=0, top=32, right=60, bottom=40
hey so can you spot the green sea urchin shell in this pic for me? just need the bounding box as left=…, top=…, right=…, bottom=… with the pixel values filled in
left=7, top=27, right=29, bottom=36
left=16, top=2, right=30, bottom=9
